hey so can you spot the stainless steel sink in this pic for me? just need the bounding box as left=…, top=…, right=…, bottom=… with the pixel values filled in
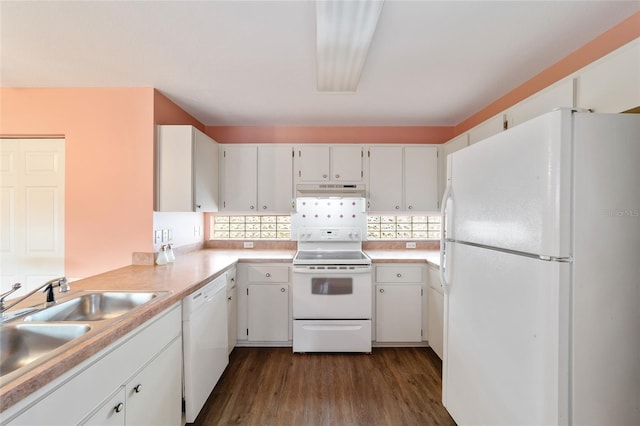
left=0, top=323, right=91, bottom=376
left=24, top=292, right=161, bottom=322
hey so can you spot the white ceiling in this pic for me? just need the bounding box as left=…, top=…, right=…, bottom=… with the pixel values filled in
left=1, top=1, right=638, bottom=126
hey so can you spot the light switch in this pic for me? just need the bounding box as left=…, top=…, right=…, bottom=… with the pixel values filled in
left=162, top=229, right=169, bottom=242
left=406, top=242, right=417, bottom=249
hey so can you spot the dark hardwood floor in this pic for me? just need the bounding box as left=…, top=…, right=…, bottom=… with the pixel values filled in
left=191, top=347, right=456, bottom=426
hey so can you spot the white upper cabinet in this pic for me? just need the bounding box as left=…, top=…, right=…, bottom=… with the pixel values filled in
left=405, top=146, right=438, bottom=211
left=220, top=145, right=257, bottom=211
left=257, top=145, right=294, bottom=212
left=156, top=125, right=219, bottom=212
left=576, top=39, right=639, bottom=113
left=295, top=145, right=363, bottom=183
left=369, top=145, right=438, bottom=212
left=468, top=114, right=505, bottom=145
left=368, top=146, right=403, bottom=211
left=438, top=134, right=469, bottom=202
left=506, top=78, right=575, bottom=127
left=221, top=144, right=293, bottom=212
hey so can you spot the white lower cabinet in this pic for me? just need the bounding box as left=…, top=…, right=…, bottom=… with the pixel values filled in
left=427, top=264, right=444, bottom=359
left=3, top=304, right=182, bottom=426
left=374, top=264, right=425, bottom=343
left=226, top=267, right=238, bottom=354
left=248, top=284, right=289, bottom=342
left=237, top=263, right=292, bottom=345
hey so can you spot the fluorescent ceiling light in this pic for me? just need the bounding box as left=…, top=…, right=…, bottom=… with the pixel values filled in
left=316, top=0, right=384, bottom=92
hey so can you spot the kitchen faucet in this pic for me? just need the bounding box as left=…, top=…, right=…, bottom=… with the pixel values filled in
left=0, top=277, right=70, bottom=315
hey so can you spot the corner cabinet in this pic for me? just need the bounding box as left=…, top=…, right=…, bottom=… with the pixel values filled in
left=220, top=145, right=293, bottom=212
left=294, top=145, right=364, bottom=183
left=374, top=264, right=425, bottom=343
left=236, top=263, right=292, bottom=345
left=3, top=305, right=182, bottom=426
left=156, top=125, right=219, bottom=212
left=368, top=146, right=438, bottom=212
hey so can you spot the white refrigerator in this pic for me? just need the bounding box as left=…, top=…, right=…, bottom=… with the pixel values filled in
left=440, top=109, right=639, bottom=425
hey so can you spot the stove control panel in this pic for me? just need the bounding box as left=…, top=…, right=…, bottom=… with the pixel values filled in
left=297, top=227, right=361, bottom=242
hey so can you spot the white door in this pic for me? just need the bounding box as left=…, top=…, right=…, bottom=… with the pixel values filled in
left=257, top=145, right=293, bottom=212
left=330, top=145, right=362, bottom=182
left=368, top=146, right=403, bottom=211
left=296, top=145, right=330, bottom=182
left=443, top=242, right=569, bottom=426
left=404, top=146, right=438, bottom=211
left=221, top=145, right=257, bottom=211
left=0, top=138, right=65, bottom=296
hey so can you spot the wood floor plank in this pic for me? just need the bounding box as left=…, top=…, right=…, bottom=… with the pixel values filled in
left=191, top=347, right=456, bottom=426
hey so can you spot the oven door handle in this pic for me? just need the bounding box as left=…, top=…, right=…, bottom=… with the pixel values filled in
left=292, top=267, right=372, bottom=275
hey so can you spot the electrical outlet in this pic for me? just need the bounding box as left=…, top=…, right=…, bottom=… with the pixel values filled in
left=167, top=228, right=173, bottom=242
left=406, top=242, right=417, bottom=249
left=154, top=230, right=162, bottom=244
left=244, top=241, right=254, bottom=249
left=162, top=229, right=169, bottom=242
left=194, top=226, right=201, bottom=237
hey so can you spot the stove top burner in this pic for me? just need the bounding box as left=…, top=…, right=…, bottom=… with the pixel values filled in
left=293, top=250, right=371, bottom=266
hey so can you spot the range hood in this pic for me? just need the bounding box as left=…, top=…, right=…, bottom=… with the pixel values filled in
left=295, top=183, right=366, bottom=198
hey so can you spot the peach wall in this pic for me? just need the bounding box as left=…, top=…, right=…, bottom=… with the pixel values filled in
left=0, top=88, right=155, bottom=278
left=206, top=125, right=453, bottom=144
left=455, top=11, right=640, bottom=135
left=154, top=90, right=204, bottom=130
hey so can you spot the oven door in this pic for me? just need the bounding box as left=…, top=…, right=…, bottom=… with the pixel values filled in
left=292, top=266, right=372, bottom=319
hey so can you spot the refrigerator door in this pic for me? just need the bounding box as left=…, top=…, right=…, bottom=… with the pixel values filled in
left=443, top=242, right=570, bottom=425
left=446, top=109, right=572, bottom=258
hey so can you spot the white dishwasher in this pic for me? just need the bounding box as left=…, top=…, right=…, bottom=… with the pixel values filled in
left=182, top=273, right=228, bottom=423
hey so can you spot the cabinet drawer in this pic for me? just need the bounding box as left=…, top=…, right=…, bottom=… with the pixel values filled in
left=247, top=265, right=289, bottom=283
left=375, top=265, right=423, bottom=283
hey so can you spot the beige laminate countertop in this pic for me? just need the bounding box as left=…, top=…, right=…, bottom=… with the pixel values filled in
left=1, top=247, right=439, bottom=411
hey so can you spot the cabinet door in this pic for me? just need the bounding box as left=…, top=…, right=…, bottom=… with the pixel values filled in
left=368, top=146, right=403, bottom=211
left=507, top=78, right=574, bottom=128
left=79, top=387, right=126, bottom=426
left=257, top=145, right=293, bottom=212
left=227, top=271, right=238, bottom=354
left=375, top=285, right=422, bottom=342
left=577, top=40, right=640, bottom=113
left=248, top=284, right=289, bottom=342
left=296, top=145, right=330, bottom=181
left=193, top=128, right=219, bottom=211
left=156, top=125, right=194, bottom=212
left=126, top=338, right=182, bottom=426
left=404, top=146, right=438, bottom=211
left=427, top=287, right=444, bottom=359
left=469, top=114, right=505, bottom=145
left=221, top=145, right=258, bottom=211
left=331, top=145, right=363, bottom=181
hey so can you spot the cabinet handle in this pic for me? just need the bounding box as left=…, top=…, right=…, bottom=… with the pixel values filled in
left=397, top=273, right=402, bottom=278
left=266, top=273, right=271, bottom=278
left=379, top=288, right=384, bottom=293
left=227, top=296, right=232, bottom=301
left=322, top=174, right=328, bottom=178
left=250, top=205, right=255, bottom=210
left=408, top=205, right=413, bottom=210
left=335, top=174, right=340, bottom=179
left=134, top=384, right=142, bottom=393
left=281, top=287, right=286, bottom=292
left=196, top=204, right=202, bottom=209
left=114, top=402, right=124, bottom=413
left=262, top=205, right=267, bottom=210
left=395, top=206, right=400, bottom=210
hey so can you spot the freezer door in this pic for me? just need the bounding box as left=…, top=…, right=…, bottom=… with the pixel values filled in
left=446, top=109, right=572, bottom=258
left=443, top=242, right=570, bottom=425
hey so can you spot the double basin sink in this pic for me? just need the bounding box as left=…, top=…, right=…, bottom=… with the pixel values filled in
left=0, top=291, right=169, bottom=382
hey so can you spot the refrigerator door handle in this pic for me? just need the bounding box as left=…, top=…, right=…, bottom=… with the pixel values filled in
left=440, top=183, right=452, bottom=294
